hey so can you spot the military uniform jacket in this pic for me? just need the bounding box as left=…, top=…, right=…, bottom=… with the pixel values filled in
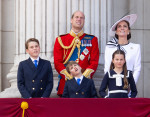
left=99, top=70, right=137, bottom=98
left=54, top=30, right=99, bottom=95
left=62, top=77, right=97, bottom=98
left=17, top=57, right=53, bottom=98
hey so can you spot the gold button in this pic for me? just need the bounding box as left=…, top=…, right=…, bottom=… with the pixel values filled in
left=32, top=80, right=34, bottom=82
left=40, top=88, right=43, bottom=90
left=76, top=92, right=78, bottom=95
left=32, top=88, right=35, bottom=90
left=41, top=80, right=42, bottom=82
left=82, top=92, right=84, bottom=95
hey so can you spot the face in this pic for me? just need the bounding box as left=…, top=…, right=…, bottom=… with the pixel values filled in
left=71, top=11, right=85, bottom=31
left=116, top=21, right=130, bottom=37
left=69, top=64, right=82, bottom=77
left=26, top=41, right=40, bottom=59
left=112, top=54, right=125, bottom=69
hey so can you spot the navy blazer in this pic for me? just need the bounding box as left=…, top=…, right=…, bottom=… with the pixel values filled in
left=99, top=70, right=137, bottom=98
left=62, top=77, right=97, bottom=98
left=17, top=57, right=53, bottom=98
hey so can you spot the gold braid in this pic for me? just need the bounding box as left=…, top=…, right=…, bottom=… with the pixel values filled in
left=58, top=37, right=75, bottom=49
left=58, top=36, right=81, bottom=64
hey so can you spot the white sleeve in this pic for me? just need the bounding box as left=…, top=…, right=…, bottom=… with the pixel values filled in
left=133, top=44, right=141, bottom=83
left=104, top=46, right=112, bottom=74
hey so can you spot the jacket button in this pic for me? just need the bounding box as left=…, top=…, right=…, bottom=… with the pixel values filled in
left=76, top=92, right=78, bottom=95
left=32, top=80, right=35, bottom=82
left=40, top=88, right=43, bottom=90
left=32, top=88, right=35, bottom=90
left=82, top=92, right=84, bottom=95
left=41, top=80, right=42, bottom=82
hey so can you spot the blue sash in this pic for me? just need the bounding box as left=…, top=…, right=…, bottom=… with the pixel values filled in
left=69, top=35, right=94, bottom=61
left=57, top=35, right=94, bottom=90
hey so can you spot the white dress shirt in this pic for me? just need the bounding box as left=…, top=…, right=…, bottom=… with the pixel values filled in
left=30, top=57, right=40, bottom=65
left=75, top=75, right=84, bottom=84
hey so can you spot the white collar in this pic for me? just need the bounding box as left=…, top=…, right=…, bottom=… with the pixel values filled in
left=30, top=57, right=40, bottom=62
left=75, top=75, right=83, bottom=81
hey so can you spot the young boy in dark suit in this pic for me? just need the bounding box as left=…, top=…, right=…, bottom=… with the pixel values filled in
left=17, top=38, right=53, bottom=98
left=62, top=61, right=97, bottom=98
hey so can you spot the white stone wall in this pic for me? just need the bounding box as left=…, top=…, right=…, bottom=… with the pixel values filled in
left=1, top=0, right=15, bottom=91
left=0, top=0, right=150, bottom=98
left=129, top=0, right=150, bottom=98
left=110, top=0, right=150, bottom=97
left=0, top=0, right=104, bottom=98
left=0, top=0, right=1, bottom=91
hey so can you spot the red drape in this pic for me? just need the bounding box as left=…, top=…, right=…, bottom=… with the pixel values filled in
left=0, top=98, right=150, bottom=117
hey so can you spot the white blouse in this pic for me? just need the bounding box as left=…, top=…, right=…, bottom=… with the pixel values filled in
left=104, top=42, right=141, bottom=83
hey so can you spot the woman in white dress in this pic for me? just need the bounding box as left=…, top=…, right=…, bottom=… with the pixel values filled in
left=104, top=14, right=141, bottom=84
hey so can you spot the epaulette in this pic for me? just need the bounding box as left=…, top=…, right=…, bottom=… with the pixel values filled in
left=85, top=33, right=95, bottom=37
left=59, top=33, right=69, bottom=37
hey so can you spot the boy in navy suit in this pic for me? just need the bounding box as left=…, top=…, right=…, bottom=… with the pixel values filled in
left=17, top=38, right=53, bottom=98
left=62, top=61, right=97, bottom=98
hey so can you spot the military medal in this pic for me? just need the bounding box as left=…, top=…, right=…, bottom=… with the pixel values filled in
left=80, top=54, right=85, bottom=61
left=83, top=48, right=89, bottom=55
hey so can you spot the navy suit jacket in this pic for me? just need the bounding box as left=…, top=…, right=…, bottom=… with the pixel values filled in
left=62, top=77, right=97, bottom=98
left=17, top=57, right=53, bottom=98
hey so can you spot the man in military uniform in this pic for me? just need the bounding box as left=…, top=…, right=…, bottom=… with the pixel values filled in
left=54, top=11, right=99, bottom=96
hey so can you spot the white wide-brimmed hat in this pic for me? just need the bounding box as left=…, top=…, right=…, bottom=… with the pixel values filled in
left=109, top=14, right=137, bottom=37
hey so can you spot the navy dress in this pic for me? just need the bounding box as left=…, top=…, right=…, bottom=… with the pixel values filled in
left=99, top=69, right=137, bottom=98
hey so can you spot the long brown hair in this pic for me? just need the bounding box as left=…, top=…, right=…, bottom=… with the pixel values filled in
left=110, top=50, right=128, bottom=89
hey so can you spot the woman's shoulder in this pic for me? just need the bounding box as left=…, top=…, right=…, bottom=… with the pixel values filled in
left=125, top=42, right=141, bottom=51
left=129, top=42, right=140, bottom=47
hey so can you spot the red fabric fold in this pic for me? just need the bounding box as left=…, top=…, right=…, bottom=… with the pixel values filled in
left=0, top=98, right=150, bottom=117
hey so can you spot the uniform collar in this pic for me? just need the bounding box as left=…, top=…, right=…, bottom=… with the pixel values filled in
left=70, top=29, right=84, bottom=37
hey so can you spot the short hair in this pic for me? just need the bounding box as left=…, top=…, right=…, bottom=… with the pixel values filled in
left=71, top=10, right=85, bottom=19
left=115, top=20, right=131, bottom=40
left=66, top=61, right=79, bottom=74
left=25, top=38, right=39, bottom=49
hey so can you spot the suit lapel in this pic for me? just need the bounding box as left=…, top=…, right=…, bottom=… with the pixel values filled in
left=27, top=57, right=45, bottom=80
left=69, top=78, right=79, bottom=92
left=27, top=58, right=36, bottom=71
left=37, top=58, right=44, bottom=71
left=76, top=77, right=88, bottom=91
